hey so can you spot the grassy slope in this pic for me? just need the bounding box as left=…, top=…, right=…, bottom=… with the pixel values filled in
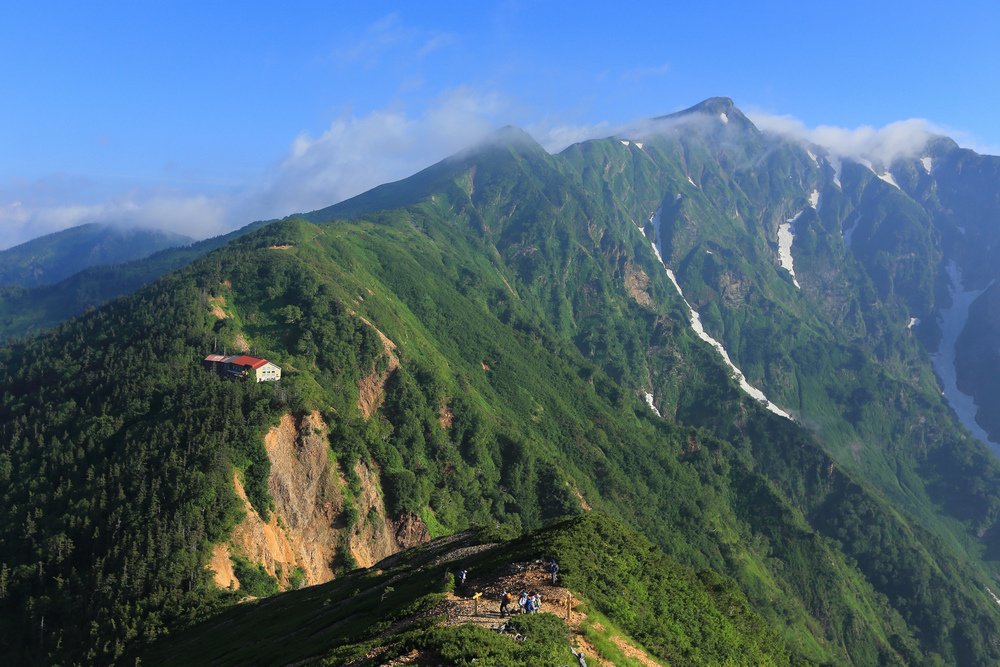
left=0, top=219, right=272, bottom=339
left=141, top=514, right=789, bottom=667
left=4, top=123, right=1000, bottom=665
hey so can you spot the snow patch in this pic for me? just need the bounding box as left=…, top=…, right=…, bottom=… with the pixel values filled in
left=687, top=176, right=698, bottom=188
left=921, top=156, right=933, bottom=174
left=644, top=392, right=662, bottom=417
left=877, top=171, right=901, bottom=189
left=778, top=211, right=802, bottom=288
left=808, top=189, right=820, bottom=209
left=931, top=261, right=1000, bottom=453
left=719, top=112, right=729, bottom=124
left=648, top=210, right=791, bottom=420
left=620, top=140, right=630, bottom=146
left=635, top=141, right=644, bottom=149
left=806, top=149, right=819, bottom=165
left=907, top=317, right=920, bottom=329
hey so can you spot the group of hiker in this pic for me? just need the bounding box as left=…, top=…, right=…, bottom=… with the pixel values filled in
left=455, top=558, right=559, bottom=616
left=454, top=558, right=560, bottom=618
left=500, top=589, right=543, bottom=615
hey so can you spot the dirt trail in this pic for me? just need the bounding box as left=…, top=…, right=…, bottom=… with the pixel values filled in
left=433, top=562, right=658, bottom=666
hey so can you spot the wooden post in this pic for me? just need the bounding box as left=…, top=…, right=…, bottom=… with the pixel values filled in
left=566, top=595, right=571, bottom=620
left=472, top=591, right=482, bottom=616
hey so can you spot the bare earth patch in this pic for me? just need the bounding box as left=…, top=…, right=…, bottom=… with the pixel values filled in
left=624, top=263, right=654, bottom=308
left=438, top=402, right=454, bottom=429
left=356, top=316, right=401, bottom=419
left=207, top=543, right=239, bottom=590
left=208, top=294, right=227, bottom=319
left=347, top=460, right=429, bottom=567
left=429, top=561, right=660, bottom=666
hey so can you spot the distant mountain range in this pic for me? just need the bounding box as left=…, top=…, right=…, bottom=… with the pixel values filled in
left=4, top=98, right=1000, bottom=665
left=0, top=223, right=192, bottom=288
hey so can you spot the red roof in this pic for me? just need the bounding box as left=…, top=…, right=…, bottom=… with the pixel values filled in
left=226, top=355, right=268, bottom=369
left=204, top=354, right=227, bottom=362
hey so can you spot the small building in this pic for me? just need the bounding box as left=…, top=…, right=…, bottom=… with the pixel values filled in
left=203, top=354, right=281, bottom=382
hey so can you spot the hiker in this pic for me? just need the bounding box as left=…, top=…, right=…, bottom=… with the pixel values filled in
left=500, top=590, right=514, bottom=616
left=532, top=592, right=542, bottom=613
left=548, top=559, right=559, bottom=585
left=457, top=569, right=467, bottom=590
left=518, top=591, right=529, bottom=614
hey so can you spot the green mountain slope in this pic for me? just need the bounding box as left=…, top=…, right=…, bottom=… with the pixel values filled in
left=0, top=223, right=192, bottom=289
left=0, top=219, right=271, bottom=339
left=142, top=513, right=789, bottom=667
left=3, top=100, right=1000, bottom=665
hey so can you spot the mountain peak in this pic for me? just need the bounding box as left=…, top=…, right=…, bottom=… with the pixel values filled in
left=465, top=125, right=546, bottom=157
left=488, top=124, right=539, bottom=145
left=654, top=96, right=755, bottom=132
left=686, top=96, right=737, bottom=114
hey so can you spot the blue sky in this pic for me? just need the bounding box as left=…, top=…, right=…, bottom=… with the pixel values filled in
left=2, top=1, right=998, bottom=247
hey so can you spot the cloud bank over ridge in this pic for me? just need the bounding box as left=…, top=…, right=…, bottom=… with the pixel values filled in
left=747, top=111, right=940, bottom=166
left=1, top=97, right=993, bottom=251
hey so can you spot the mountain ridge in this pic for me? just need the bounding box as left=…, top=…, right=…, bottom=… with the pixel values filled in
left=4, top=97, right=1000, bottom=664
left=0, top=222, right=193, bottom=288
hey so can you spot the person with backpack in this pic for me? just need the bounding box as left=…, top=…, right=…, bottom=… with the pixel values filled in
left=500, top=590, right=515, bottom=616
left=518, top=591, right=529, bottom=614
left=548, top=559, right=559, bottom=585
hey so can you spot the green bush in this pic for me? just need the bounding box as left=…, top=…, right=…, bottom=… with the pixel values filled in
left=231, top=555, right=279, bottom=598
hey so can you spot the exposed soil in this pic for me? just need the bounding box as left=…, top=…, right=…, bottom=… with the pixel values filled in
left=356, top=317, right=400, bottom=419
left=229, top=472, right=299, bottom=584
left=437, top=402, right=454, bottom=429
left=234, top=333, right=250, bottom=353
left=570, top=484, right=592, bottom=512
left=264, top=411, right=342, bottom=585
left=624, top=263, right=654, bottom=308
left=611, top=634, right=662, bottom=667
left=226, top=412, right=341, bottom=589
left=348, top=460, right=430, bottom=567
left=216, top=412, right=430, bottom=594
left=430, top=561, right=659, bottom=667
left=208, top=543, right=239, bottom=590
left=208, top=295, right=227, bottom=319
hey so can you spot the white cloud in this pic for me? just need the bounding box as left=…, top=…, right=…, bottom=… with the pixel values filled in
left=6, top=96, right=992, bottom=252
left=747, top=111, right=939, bottom=166
left=0, top=88, right=511, bottom=249
left=0, top=191, right=229, bottom=250
left=530, top=121, right=611, bottom=152
left=251, top=88, right=507, bottom=217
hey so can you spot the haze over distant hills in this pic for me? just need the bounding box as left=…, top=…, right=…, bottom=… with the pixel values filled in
left=4, top=98, right=1000, bottom=665
left=0, top=223, right=192, bottom=288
